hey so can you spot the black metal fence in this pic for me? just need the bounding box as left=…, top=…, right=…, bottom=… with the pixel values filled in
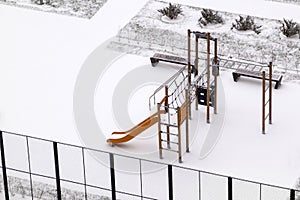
left=0, top=130, right=298, bottom=200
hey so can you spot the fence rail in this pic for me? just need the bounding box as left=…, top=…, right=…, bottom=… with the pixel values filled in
left=0, top=130, right=298, bottom=200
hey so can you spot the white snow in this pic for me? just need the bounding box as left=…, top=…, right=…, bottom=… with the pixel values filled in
left=1, top=0, right=300, bottom=199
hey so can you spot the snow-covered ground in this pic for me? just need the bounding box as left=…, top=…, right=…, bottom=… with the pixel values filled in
left=0, top=0, right=108, bottom=19
left=1, top=0, right=300, bottom=199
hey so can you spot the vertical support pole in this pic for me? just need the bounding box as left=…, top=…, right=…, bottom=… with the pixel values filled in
left=228, top=177, right=233, bottom=200
left=26, top=137, right=34, bottom=200
left=177, top=107, right=182, bottom=163
left=290, top=189, right=295, bottom=200
left=82, top=148, right=88, bottom=200
left=214, top=39, right=218, bottom=114
left=188, top=29, right=191, bottom=84
left=0, top=131, right=9, bottom=200
left=53, top=142, right=62, bottom=200
left=165, top=86, right=170, bottom=148
left=198, top=172, right=202, bottom=200
left=262, top=71, right=266, bottom=134
left=185, top=89, right=190, bottom=153
left=206, top=33, right=211, bottom=123
left=157, top=103, right=163, bottom=159
left=214, top=76, right=217, bottom=114
left=109, top=153, right=116, bottom=200
left=168, top=165, right=173, bottom=200
left=195, top=86, right=199, bottom=111
left=139, top=160, right=143, bottom=198
left=214, top=38, right=218, bottom=64
left=259, top=184, right=262, bottom=200
left=195, top=35, right=199, bottom=76
left=187, top=29, right=192, bottom=119
left=269, top=62, right=272, bottom=124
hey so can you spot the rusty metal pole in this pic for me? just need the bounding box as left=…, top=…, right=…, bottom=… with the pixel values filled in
left=214, top=38, right=218, bottom=114
left=269, top=62, right=272, bottom=124
left=195, top=34, right=199, bottom=76
left=206, top=33, right=211, bottom=123
left=165, top=86, right=170, bottom=148
left=185, top=89, right=190, bottom=153
left=262, top=71, right=266, bottom=134
left=177, top=107, right=182, bottom=163
left=157, top=103, right=163, bottom=158
left=194, top=34, right=199, bottom=111
left=187, top=29, right=192, bottom=119
left=188, top=29, right=191, bottom=83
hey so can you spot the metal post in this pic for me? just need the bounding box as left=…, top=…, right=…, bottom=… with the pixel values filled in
left=165, top=86, right=170, bottom=148
left=109, top=153, right=116, bottom=200
left=26, top=137, right=34, bottom=200
left=214, top=39, right=218, bottom=114
left=198, top=172, right=202, bottom=200
left=206, top=33, right=211, bottom=123
left=82, top=148, right=88, bottom=200
left=290, top=189, right=295, bottom=200
left=185, top=89, right=190, bottom=153
left=262, top=71, right=266, bottom=134
left=157, top=103, right=163, bottom=159
left=188, top=29, right=191, bottom=85
left=195, top=35, right=199, bottom=76
left=53, top=142, right=62, bottom=200
left=214, top=38, right=218, bottom=64
left=0, top=131, right=9, bottom=200
left=269, top=62, right=272, bottom=124
left=139, top=160, right=143, bottom=198
left=168, top=165, right=173, bottom=200
left=195, top=86, right=199, bottom=111
left=214, top=76, right=217, bottom=114
left=177, top=107, right=182, bottom=163
left=228, top=177, right=233, bottom=200
left=187, top=30, right=192, bottom=119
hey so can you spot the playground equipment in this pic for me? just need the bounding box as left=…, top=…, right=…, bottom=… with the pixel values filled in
left=188, top=30, right=219, bottom=123
left=262, top=63, right=273, bottom=134
left=106, top=110, right=166, bottom=144
left=107, top=27, right=277, bottom=161
left=222, top=57, right=274, bottom=134
left=148, top=66, right=191, bottom=163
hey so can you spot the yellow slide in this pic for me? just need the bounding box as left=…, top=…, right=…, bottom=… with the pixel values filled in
left=106, top=110, right=165, bottom=144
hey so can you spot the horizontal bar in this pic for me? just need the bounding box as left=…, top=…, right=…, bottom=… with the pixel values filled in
left=160, top=123, right=178, bottom=128
left=265, top=113, right=270, bottom=121
left=160, top=132, right=178, bottom=136
left=264, top=99, right=270, bottom=107
left=161, top=148, right=179, bottom=153
left=161, top=140, right=178, bottom=145
left=265, top=86, right=270, bottom=92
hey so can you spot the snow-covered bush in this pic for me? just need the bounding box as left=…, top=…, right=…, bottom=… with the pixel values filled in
left=280, top=18, right=300, bottom=38
left=157, top=3, right=183, bottom=20
left=198, top=9, right=224, bottom=27
left=231, top=15, right=262, bottom=34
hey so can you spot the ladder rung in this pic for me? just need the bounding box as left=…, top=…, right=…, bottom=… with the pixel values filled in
left=161, top=139, right=178, bottom=145
left=160, top=131, right=178, bottom=136
left=161, top=148, right=178, bottom=153
left=264, top=99, right=270, bottom=107
left=160, top=122, right=178, bottom=127
left=264, top=113, right=270, bottom=121
left=265, top=86, right=269, bottom=92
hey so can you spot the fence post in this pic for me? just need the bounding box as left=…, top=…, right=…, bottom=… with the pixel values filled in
left=0, top=131, right=9, bottom=200
left=110, top=153, right=116, bottom=200
left=290, top=189, right=295, bottom=200
left=168, top=165, right=173, bottom=200
left=53, top=142, right=62, bottom=200
left=228, top=177, right=233, bottom=200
